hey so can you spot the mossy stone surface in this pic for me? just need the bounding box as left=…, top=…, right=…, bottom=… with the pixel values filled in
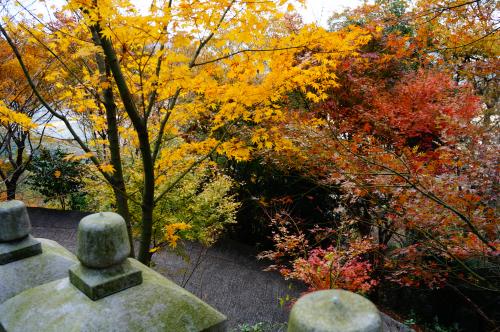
left=0, top=258, right=227, bottom=332
left=0, top=200, right=31, bottom=241
left=0, top=235, right=42, bottom=265
left=0, top=238, right=77, bottom=303
left=77, top=212, right=130, bottom=268
left=287, top=289, right=382, bottom=332
left=69, top=258, right=142, bottom=301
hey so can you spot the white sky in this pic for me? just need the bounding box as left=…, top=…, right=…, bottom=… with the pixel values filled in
left=302, top=0, right=362, bottom=26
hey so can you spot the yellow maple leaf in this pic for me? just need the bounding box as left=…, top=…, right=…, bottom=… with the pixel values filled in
left=99, top=164, right=115, bottom=174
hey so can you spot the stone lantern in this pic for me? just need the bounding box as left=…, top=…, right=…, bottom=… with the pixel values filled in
left=0, top=200, right=77, bottom=303
left=0, top=211, right=227, bottom=331
left=287, top=289, right=382, bottom=332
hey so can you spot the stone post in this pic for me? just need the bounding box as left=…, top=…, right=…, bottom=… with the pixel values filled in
left=287, top=289, right=382, bottom=332
left=69, top=212, right=142, bottom=300
left=0, top=200, right=42, bottom=265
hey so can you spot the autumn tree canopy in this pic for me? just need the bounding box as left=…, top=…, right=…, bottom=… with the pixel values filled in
left=254, top=0, right=498, bottom=329
left=0, top=28, right=54, bottom=200
left=1, top=0, right=372, bottom=263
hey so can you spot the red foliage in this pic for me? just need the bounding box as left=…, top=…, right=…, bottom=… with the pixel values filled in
left=259, top=212, right=379, bottom=294
left=288, top=244, right=378, bottom=294
left=320, top=68, right=480, bottom=151
left=259, top=37, right=497, bottom=298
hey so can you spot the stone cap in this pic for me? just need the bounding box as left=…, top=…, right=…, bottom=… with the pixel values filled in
left=77, top=212, right=130, bottom=268
left=0, top=200, right=41, bottom=264
left=288, top=289, right=382, bottom=332
left=72, top=212, right=141, bottom=301
left=0, top=200, right=31, bottom=242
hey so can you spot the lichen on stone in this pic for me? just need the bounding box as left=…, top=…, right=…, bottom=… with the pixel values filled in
left=0, top=238, right=77, bottom=303
left=0, top=258, right=226, bottom=332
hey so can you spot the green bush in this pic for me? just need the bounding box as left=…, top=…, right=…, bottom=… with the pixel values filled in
left=151, top=170, right=240, bottom=247
left=27, top=147, right=88, bottom=210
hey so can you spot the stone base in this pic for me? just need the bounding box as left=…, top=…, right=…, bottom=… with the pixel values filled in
left=0, top=258, right=226, bottom=331
left=69, top=258, right=142, bottom=301
left=0, top=235, right=42, bottom=265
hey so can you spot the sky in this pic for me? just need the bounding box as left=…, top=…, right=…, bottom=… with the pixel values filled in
left=301, top=0, right=362, bottom=26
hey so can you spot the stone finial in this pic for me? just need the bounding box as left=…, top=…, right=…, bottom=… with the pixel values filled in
left=69, top=212, right=141, bottom=301
left=76, top=212, right=130, bottom=268
left=0, top=200, right=31, bottom=242
left=0, top=200, right=41, bottom=265
left=287, top=289, right=382, bottom=332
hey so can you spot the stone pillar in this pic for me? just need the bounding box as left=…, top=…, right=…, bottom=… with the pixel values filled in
left=0, top=200, right=42, bottom=265
left=69, top=212, right=142, bottom=300
left=287, top=289, right=382, bottom=332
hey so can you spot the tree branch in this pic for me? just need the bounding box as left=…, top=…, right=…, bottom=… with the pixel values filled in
left=0, top=23, right=114, bottom=185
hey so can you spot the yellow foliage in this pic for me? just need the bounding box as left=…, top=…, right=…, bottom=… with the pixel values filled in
left=4, top=0, right=370, bottom=253
left=218, top=139, right=253, bottom=161
left=164, top=222, right=192, bottom=248
left=0, top=101, right=36, bottom=129
left=99, top=164, right=115, bottom=174
left=63, top=152, right=95, bottom=161
left=51, top=0, right=370, bottom=165
left=149, top=246, right=160, bottom=253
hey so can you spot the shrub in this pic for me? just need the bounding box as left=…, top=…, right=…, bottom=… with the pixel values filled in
left=27, top=147, right=88, bottom=210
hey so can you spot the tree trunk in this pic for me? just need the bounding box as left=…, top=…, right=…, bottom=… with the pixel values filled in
left=103, top=74, right=136, bottom=257
left=6, top=181, right=16, bottom=200
left=112, top=185, right=135, bottom=255
left=91, top=26, right=135, bottom=257
left=138, top=198, right=154, bottom=265
left=137, top=133, right=155, bottom=265
left=96, top=23, right=156, bottom=265
left=5, top=165, right=23, bottom=201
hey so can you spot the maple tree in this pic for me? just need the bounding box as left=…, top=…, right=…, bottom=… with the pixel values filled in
left=0, top=1, right=496, bottom=329
left=330, top=0, right=498, bottom=122
left=252, top=1, right=498, bottom=327
left=414, top=0, right=498, bottom=111
left=0, top=0, right=496, bottom=326
left=0, top=0, right=370, bottom=264
left=0, top=32, right=53, bottom=200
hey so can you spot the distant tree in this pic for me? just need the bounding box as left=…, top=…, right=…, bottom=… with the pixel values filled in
left=0, top=37, right=52, bottom=200
left=27, top=148, right=87, bottom=210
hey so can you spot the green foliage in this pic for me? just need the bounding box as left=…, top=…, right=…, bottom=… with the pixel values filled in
left=27, top=147, right=88, bottom=210
left=376, top=0, right=413, bottom=35
left=68, top=191, right=89, bottom=211
left=85, top=153, right=239, bottom=250
left=328, top=0, right=413, bottom=36
left=220, top=156, right=338, bottom=245
left=151, top=168, right=240, bottom=248
left=431, top=320, right=460, bottom=332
